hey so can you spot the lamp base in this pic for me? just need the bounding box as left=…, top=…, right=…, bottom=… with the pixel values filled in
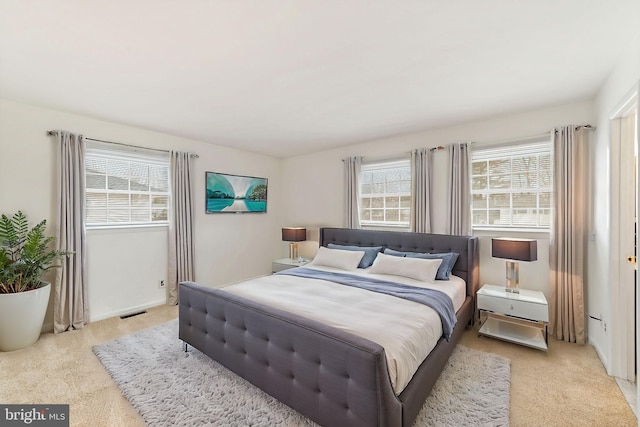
left=505, top=260, right=520, bottom=293
left=289, top=242, right=299, bottom=260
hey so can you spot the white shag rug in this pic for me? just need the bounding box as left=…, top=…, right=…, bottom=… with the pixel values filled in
left=93, top=320, right=510, bottom=426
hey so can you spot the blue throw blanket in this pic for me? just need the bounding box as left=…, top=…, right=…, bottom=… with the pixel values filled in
left=276, top=267, right=457, bottom=340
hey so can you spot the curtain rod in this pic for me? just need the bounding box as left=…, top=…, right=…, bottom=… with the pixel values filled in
left=474, top=132, right=552, bottom=148
left=554, top=124, right=596, bottom=134
left=472, top=124, right=596, bottom=148
left=47, top=130, right=199, bottom=158
left=341, top=145, right=446, bottom=162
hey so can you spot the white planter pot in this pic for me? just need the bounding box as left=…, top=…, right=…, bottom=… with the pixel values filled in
left=0, top=282, right=51, bottom=351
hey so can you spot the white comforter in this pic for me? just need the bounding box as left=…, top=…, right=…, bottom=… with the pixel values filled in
left=221, top=265, right=466, bottom=394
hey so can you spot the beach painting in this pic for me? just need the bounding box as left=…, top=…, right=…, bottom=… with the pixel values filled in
left=206, top=171, right=268, bottom=213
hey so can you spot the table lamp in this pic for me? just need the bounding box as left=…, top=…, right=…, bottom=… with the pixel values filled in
left=282, top=227, right=306, bottom=260
left=491, top=238, right=537, bottom=293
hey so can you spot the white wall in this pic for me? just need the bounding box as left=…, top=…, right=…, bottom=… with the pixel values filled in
left=591, top=33, right=640, bottom=371
left=282, top=100, right=596, bottom=298
left=87, top=227, right=168, bottom=320
left=2, top=66, right=632, bottom=373
left=0, top=99, right=283, bottom=326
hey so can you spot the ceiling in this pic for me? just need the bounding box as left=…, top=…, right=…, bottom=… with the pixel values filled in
left=1, top=1, right=639, bottom=158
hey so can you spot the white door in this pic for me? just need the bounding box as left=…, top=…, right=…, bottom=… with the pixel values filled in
left=610, top=87, right=637, bottom=385
left=609, top=85, right=638, bottom=420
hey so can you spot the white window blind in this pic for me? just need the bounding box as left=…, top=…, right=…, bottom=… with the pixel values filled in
left=471, top=137, right=552, bottom=230
left=360, top=159, right=411, bottom=226
left=85, top=145, right=170, bottom=227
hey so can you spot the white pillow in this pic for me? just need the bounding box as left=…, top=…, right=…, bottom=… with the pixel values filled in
left=369, top=252, right=442, bottom=282
left=309, top=246, right=365, bottom=271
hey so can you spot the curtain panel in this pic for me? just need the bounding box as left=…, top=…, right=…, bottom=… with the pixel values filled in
left=410, top=148, right=433, bottom=233
left=343, top=156, right=362, bottom=229
left=168, top=151, right=195, bottom=305
left=446, top=143, right=471, bottom=236
left=54, top=131, right=88, bottom=333
left=549, top=126, right=589, bottom=344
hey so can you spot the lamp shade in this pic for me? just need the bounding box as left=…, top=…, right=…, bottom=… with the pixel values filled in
left=491, top=238, right=537, bottom=262
left=282, top=227, right=306, bottom=242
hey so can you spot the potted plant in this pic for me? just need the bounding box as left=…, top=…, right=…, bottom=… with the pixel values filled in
left=0, top=211, right=72, bottom=351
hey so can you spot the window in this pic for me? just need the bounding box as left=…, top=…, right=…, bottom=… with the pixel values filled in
left=471, top=138, right=552, bottom=230
left=360, top=159, right=411, bottom=227
left=85, top=145, right=170, bottom=227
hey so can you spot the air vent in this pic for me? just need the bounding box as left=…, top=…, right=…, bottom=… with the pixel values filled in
left=119, top=310, right=147, bottom=319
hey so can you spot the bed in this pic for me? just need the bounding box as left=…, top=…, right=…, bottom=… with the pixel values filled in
left=179, top=227, right=479, bottom=426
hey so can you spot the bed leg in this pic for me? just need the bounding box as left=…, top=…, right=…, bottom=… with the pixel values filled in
left=182, top=341, right=189, bottom=352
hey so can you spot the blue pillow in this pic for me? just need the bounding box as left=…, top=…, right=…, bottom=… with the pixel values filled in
left=327, top=244, right=383, bottom=268
left=383, top=248, right=459, bottom=280
left=383, top=248, right=411, bottom=258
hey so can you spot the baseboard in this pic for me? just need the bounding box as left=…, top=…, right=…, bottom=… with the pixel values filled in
left=589, top=336, right=609, bottom=374
left=39, top=299, right=167, bottom=333
left=90, top=299, right=167, bottom=323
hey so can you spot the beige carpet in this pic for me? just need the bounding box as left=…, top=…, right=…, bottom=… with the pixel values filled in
left=460, top=328, right=636, bottom=426
left=0, top=304, right=636, bottom=426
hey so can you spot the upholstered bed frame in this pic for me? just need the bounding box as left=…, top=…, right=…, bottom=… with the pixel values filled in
left=179, top=227, right=479, bottom=426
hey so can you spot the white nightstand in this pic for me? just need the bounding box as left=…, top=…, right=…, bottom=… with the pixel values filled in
left=477, top=284, right=549, bottom=351
left=272, top=258, right=309, bottom=273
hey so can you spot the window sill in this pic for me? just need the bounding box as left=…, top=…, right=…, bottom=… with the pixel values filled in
left=472, top=228, right=550, bottom=237
left=86, top=223, right=169, bottom=232
left=361, top=223, right=411, bottom=232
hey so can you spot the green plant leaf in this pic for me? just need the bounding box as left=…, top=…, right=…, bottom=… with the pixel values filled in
left=0, top=211, right=72, bottom=293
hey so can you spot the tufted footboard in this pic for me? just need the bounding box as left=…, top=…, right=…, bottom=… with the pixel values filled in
left=179, top=280, right=402, bottom=427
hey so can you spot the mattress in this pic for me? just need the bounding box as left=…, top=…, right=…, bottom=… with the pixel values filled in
left=221, top=265, right=465, bottom=394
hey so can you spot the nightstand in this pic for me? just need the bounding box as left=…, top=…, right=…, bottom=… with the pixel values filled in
left=477, top=284, right=549, bottom=351
left=272, top=258, right=309, bottom=273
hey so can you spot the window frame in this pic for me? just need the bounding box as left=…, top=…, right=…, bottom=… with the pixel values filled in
left=359, top=158, right=412, bottom=228
left=84, top=145, right=171, bottom=229
left=471, top=137, right=553, bottom=232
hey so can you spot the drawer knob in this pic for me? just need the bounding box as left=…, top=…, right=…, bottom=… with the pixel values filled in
left=510, top=304, right=514, bottom=310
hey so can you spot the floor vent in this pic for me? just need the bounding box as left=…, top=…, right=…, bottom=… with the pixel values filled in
left=119, top=310, right=147, bottom=319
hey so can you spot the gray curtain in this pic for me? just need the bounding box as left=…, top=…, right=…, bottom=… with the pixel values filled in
left=410, top=148, right=433, bottom=233
left=343, top=156, right=362, bottom=229
left=54, top=131, right=88, bottom=333
left=446, top=143, right=471, bottom=235
left=168, top=151, right=195, bottom=305
left=550, top=126, right=589, bottom=344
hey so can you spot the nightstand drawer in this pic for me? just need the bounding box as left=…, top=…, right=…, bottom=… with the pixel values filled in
left=272, top=258, right=309, bottom=273
left=272, top=262, right=295, bottom=273
left=478, top=293, right=549, bottom=322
